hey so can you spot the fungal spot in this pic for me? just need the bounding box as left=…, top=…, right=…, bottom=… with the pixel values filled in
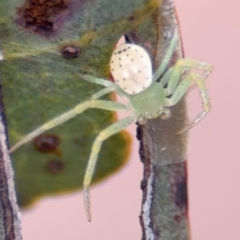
left=46, top=158, right=65, bottom=175
left=33, top=134, right=60, bottom=155
left=60, top=46, right=80, bottom=59
left=119, top=65, right=122, bottom=67
left=16, top=0, right=68, bottom=35
left=141, top=55, right=143, bottom=58
left=123, top=78, right=125, bottom=81
left=138, top=70, right=141, bottom=73
left=119, top=58, right=121, bottom=60
left=131, top=59, right=133, bottom=61
left=128, top=15, right=134, bottom=21
left=118, top=50, right=122, bottom=54
left=126, top=54, right=129, bottom=57
left=112, top=69, right=114, bottom=72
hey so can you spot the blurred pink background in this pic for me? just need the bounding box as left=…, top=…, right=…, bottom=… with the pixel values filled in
left=21, top=0, right=240, bottom=239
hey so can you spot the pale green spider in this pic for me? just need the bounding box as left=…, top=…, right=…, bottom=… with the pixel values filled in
left=9, top=29, right=213, bottom=221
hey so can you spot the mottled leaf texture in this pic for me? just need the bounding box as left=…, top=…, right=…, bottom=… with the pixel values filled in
left=0, top=0, right=161, bottom=207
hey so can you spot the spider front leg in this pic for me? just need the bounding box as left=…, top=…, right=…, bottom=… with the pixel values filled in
left=153, top=28, right=179, bottom=82
left=83, top=115, right=135, bottom=221
left=78, top=74, right=129, bottom=98
left=165, top=71, right=211, bottom=134
left=90, top=87, right=115, bottom=99
left=77, top=73, right=116, bottom=88
left=162, top=59, right=213, bottom=95
left=9, top=100, right=129, bottom=153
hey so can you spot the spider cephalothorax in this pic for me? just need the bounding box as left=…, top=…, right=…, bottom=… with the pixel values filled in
left=9, top=29, right=213, bottom=221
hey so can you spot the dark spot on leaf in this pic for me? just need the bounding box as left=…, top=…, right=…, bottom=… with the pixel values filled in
left=33, top=134, right=60, bottom=153
left=60, top=45, right=80, bottom=59
left=128, top=15, right=134, bottom=21
left=16, top=0, right=68, bottom=35
left=46, top=158, right=64, bottom=175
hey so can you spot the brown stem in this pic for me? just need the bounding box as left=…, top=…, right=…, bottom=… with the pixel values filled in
left=136, top=0, right=190, bottom=239
left=0, top=86, right=22, bottom=240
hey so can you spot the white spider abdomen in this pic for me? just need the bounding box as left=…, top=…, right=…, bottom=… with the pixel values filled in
left=110, top=43, right=152, bottom=95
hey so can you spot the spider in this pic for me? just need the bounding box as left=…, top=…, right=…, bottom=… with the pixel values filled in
left=9, top=29, right=213, bottom=221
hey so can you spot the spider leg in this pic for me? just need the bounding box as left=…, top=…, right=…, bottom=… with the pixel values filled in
left=91, top=87, right=115, bottom=99
left=164, top=59, right=213, bottom=96
left=83, top=115, right=135, bottom=222
left=153, top=28, right=179, bottom=82
left=159, top=66, right=174, bottom=87
left=77, top=73, right=116, bottom=88
left=78, top=74, right=129, bottom=98
left=9, top=100, right=129, bottom=153
left=165, top=72, right=211, bottom=133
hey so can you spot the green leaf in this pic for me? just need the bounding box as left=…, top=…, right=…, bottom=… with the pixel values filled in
left=0, top=0, right=161, bottom=207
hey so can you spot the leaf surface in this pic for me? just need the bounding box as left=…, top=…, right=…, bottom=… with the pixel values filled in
left=0, top=0, right=161, bottom=207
